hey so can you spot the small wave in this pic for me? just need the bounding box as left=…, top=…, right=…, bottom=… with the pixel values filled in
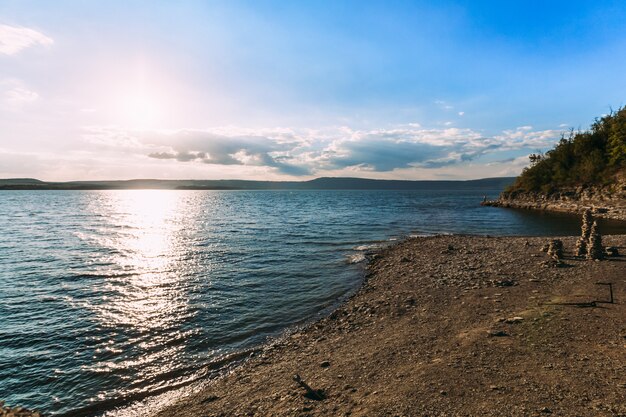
left=353, top=243, right=380, bottom=251
left=408, top=231, right=454, bottom=238
left=409, top=233, right=434, bottom=238
left=70, top=272, right=140, bottom=280
left=346, top=253, right=366, bottom=264
left=98, top=348, right=256, bottom=417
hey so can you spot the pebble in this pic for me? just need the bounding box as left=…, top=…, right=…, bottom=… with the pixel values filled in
left=505, top=316, right=524, bottom=324
left=487, top=330, right=508, bottom=337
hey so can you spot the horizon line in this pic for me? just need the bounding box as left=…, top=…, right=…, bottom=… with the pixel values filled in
left=1, top=175, right=516, bottom=183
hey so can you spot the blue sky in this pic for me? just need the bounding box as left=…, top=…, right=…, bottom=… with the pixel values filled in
left=1, top=0, right=625, bottom=180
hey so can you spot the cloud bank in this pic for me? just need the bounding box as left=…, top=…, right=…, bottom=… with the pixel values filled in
left=0, top=24, right=53, bottom=55
left=144, top=130, right=309, bottom=175
left=82, top=124, right=561, bottom=177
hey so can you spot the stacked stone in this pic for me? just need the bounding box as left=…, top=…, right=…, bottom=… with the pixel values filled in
left=547, top=239, right=564, bottom=259
left=575, top=209, right=593, bottom=256
left=574, top=237, right=587, bottom=257
left=586, top=221, right=604, bottom=260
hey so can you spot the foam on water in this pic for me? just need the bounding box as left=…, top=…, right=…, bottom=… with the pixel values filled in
left=347, top=253, right=367, bottom=264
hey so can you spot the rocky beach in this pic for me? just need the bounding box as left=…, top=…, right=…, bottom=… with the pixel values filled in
left=155, top=234, right=626, bottom=417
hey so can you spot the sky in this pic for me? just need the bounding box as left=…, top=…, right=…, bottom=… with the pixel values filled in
left=1, top=0, right=625, bottom=181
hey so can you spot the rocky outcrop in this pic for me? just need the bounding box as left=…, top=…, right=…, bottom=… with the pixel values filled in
left=482, top=175, right=626, bottom=221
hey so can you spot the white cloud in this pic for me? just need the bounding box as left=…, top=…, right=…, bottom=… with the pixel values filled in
left=495, top=128, right=559, bottom=149
left=435, top=100, right=454, bottom=111
left=5, top=86, right=39, bottom=103
left=1, top=79, right=39, bottom=107
left=0, top=24, right=53, bottom=55
left=458, top=111, right=465, bottom=116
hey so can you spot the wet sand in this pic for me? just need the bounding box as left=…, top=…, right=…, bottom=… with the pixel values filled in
left=156, top=234, right=626, bottom=416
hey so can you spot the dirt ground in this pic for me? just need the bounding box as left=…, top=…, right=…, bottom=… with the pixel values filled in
left=157, top=235, right=626, bottom=417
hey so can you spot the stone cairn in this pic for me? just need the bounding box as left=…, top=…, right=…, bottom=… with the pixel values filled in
left=586, top=221, right=604, bottom=260
left=547, top=239, right=564, bottom=259
left=575, top=209, right=593, bottom=257
left=540, top=238, right=565, bottom=267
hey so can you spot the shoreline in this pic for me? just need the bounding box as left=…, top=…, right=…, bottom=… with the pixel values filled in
left=481, top=199, right=626, bottom=222
left=153, top=233, right=626, bottom=416
left=481, top=177, right=626, bottom=222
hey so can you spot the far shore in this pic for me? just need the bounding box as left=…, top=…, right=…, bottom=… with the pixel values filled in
left=153, top=234, right=626, bottom=417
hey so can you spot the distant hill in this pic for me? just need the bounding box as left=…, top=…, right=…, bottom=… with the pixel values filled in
left=0, top=176, right=515, bottom=191
left=0, top=178, right=45, bottom=184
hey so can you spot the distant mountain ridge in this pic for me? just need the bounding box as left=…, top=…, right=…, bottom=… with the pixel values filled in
left=0, top=176, right=515, bottom=191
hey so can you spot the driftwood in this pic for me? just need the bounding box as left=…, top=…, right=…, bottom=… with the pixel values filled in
left=292, top=374, right=326, bottom=400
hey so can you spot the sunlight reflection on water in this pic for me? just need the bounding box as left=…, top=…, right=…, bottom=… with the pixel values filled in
left=88, top=191, right=191, bottom=328
left=80, top=192, right=202, bottom=400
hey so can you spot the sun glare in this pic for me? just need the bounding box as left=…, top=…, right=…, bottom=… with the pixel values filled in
left=120, top=91, right=162, bottom=129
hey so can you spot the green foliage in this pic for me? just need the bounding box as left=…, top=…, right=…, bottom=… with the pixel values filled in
left=507, top=107, right=626, bottom=193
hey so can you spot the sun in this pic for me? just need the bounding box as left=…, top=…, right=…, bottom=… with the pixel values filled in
left=120, top=91, right=162, bottom=129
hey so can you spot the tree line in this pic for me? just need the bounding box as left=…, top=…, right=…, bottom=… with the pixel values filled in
left=507, top=106, right=626, bottom=194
